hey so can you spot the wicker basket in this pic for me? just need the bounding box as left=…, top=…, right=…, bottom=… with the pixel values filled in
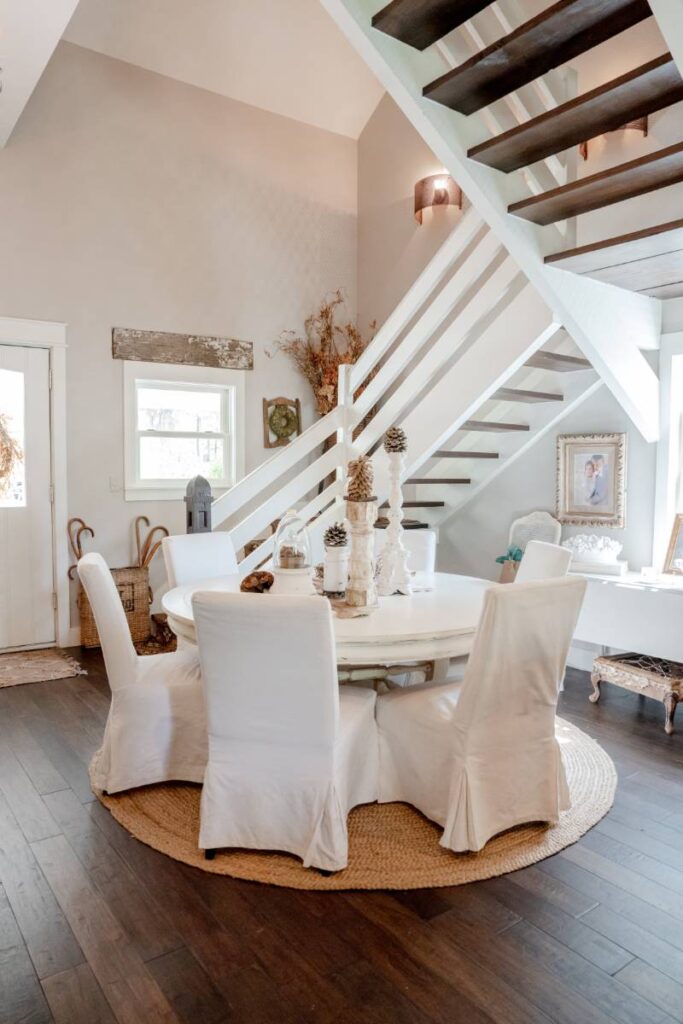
left=79, top=565, right=151, bottom=648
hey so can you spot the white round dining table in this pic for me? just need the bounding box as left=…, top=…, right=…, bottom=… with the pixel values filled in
left=162, top=572, right=492, bottom=666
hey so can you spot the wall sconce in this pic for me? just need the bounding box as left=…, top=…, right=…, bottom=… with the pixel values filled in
left=414, top=173, right=463, bottom=224
left=579, top=116, right=648, bottom=161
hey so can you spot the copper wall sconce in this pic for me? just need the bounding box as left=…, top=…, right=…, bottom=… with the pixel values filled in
left=414, top=173, right=463, bottom=224
left=579, top=116, right=648, bottom=161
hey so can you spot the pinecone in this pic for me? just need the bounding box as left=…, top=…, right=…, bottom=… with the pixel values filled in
left=383, top=426, right=407, bottom=454
left=346, top=455, right=374, bottom=501
left=324, top=522, right=348, bottom=547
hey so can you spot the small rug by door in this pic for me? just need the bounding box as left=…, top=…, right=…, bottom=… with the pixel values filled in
left=94, top=718, right=616, bottom=890
left=0, top=649, right=87, bottom=688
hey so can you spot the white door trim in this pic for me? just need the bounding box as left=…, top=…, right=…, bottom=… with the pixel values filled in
left=0, top=317, right=70, bottom=647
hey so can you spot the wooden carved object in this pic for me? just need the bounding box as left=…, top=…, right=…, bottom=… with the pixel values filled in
left=263, top=397, right=301, bottom=449
left=377, top=443, right=412, bottom=597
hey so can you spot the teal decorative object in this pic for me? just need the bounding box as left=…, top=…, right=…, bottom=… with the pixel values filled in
left=495, top=545, right=524, bottom=565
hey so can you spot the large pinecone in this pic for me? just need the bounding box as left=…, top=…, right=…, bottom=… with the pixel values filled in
left=384, top=426, right=407, bottom=454
left=324, top=522, right=348, bottom=547
left=347, top=455, right=374, bottom=501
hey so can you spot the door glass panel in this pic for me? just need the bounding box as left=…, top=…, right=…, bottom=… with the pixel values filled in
left=0, top=369, right=26, bottom=507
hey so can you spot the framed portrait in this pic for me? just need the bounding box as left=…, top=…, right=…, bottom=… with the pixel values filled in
left=556, top=433, right=626, bottom=528
left=664, top=514, right=683, bottom=575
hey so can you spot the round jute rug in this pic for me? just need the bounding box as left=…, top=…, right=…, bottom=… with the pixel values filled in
left=94, top=718, right=616, bottom=890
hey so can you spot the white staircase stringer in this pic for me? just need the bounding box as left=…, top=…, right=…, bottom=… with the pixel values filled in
left=320, top=0, right=661, bottom=442
left=433, top=378, right=604, bottom=530
left=368, top=284, right=559, bottom=505
left=648, top=1, right=683, bottom=85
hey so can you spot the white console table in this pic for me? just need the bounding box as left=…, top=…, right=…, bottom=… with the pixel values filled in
left=573, top=571, right=683, bottom=663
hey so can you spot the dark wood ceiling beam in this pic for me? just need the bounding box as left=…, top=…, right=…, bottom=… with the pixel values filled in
left=423, top=0, right=651, bottom=115
left=371, top=0, right=494, bottom=51
left=469, top=54, right=683, bottom=172
left=509, top=141, right=683, bottom=225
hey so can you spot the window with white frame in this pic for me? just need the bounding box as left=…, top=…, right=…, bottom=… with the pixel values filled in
left=123, top=361, right=245, bottom=500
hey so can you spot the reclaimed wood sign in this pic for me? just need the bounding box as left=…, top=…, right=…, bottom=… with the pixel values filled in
left=112, top=327, right=253, bottom=370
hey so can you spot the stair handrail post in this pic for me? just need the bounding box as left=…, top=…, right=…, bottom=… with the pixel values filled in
left=336, top=363, right=355, bottom=499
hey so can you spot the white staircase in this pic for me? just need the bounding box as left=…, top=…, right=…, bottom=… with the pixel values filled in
left=212, top=0, right=667, bottom=566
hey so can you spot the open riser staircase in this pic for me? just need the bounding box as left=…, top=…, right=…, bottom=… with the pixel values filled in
left=212, top=0, right=678, bottom=569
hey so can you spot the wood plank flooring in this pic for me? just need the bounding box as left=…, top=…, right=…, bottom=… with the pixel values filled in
left=0, top=650, right=682, bottom=1024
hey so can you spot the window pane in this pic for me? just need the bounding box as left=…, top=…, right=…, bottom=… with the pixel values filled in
left=0, top=369, right=26, bottom=508
left=139, top=436, right=226, bottom=481
left=137, top=386, right=222, bottom=433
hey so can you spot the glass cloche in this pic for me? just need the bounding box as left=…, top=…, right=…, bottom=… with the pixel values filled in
left=273, top=509, right=312, bottom=570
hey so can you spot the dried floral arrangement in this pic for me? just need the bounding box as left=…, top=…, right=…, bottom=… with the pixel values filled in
left=270, top=290, right=376, bottom=416
left=384, top=426, right=407, bottom=454
left=324, top=522, right=348, bottom=548
left=0, top=414, right=23, bottom=496
left=347, top=455, right=374, bottom=502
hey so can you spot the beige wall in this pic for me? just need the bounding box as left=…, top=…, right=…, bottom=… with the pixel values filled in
left=0, top=42, right=357, bottom=595
left=357, top=93, right=463, bottom=331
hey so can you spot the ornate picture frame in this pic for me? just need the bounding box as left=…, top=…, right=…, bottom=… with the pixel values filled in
left=556, top=432, right=626, bottom=528
left=663, top=513, right=683, bottom=575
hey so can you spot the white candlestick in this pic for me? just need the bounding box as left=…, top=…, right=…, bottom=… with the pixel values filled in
left=377, top=451, right=412, bottom=596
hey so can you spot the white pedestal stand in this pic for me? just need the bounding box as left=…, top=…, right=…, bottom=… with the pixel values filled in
left=340, top=499, right=378, bottom=617
left=377, top=452, right=412, bottom=597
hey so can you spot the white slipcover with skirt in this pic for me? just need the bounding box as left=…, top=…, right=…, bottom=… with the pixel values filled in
left=515, top=539, right=572, bottom=583
left=79, top=553, right=207, bottom=794
left=162, top=532, right=238, bottom=588
left=377, top=576, right=587, bottom=852
left=192, top=591, right=379, bottom=871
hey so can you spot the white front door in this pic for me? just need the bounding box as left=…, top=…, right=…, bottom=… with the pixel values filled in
left=0, top=345, right=54, bottom=650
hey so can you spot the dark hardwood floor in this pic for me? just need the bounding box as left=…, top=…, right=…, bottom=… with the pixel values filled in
left=1, top=651, right=682, bottom=1024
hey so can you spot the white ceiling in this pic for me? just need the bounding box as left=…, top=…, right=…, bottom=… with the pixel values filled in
left=0, top=0, right=80, bottom=146
left=62, top=0, right=384, bottom=139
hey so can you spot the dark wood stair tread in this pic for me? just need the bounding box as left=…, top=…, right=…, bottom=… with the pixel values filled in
left=525, top=351, right=591, bottom=372
left=371, top=0, right=492, bottom=52
left=546, top=217, right=683, bottom=297
left=494, top=387, right=563, bottom=403
left=469, top=54, right=683, bottom=173
left=381, top=501, right=445, bottom=508
left=509, top=141, right=683, bottom=225
left=434, top=450, right=500, bottom=458
left=423, top=0, right=651, bottom=115
left=375, top=518, right=430, bottom=529
left=407, top=478, right=471, bottom=484
left=462, top=419, right=530, bottom=432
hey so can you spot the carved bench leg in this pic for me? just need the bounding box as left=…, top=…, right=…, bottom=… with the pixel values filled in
left=589, top=671, right=601, bottom=704
left=664, top=693, right=679, bottom=736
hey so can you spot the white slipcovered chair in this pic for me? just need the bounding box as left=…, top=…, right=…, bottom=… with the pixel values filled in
left=516, top=539, right=572, bottom=583
left=192, top=592, right=378, bottom=870
left=162, top=531, right=238, bottom=589
left=374, top=528, right=437, bottom=575
left=376, top=576, right=586, bottom=852
left=79, top=553, right=207, bottom=794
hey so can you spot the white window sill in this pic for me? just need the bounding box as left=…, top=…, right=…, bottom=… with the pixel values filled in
left=125, top=485, right=230, bottom=502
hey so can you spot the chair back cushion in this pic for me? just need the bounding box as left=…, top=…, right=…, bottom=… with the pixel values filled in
left=192, top=592, right=338, bottom=753
left=457, top=576, right=586, bottom=749
left=515, top=539, right=572, bottom=583
left=374, top=528, right=437, bottom=574
left=163, top=532, right=238, bottom=589
left=78, top=553, right=137, bottom=689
